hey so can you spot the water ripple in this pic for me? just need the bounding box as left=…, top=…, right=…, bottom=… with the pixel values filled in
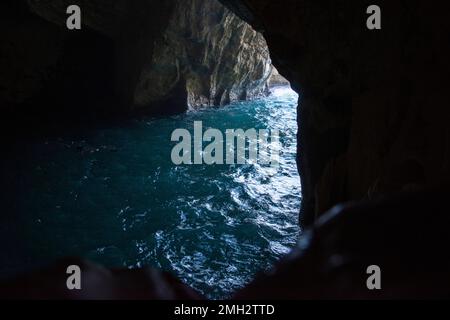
left=4, top=86, right=301, bottom=299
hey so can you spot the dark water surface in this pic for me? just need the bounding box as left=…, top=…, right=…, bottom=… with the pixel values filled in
left=0, top=87, right=301, bottom=299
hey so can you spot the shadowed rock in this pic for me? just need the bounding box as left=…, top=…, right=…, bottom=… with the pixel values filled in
left=219, top=0, right=450, bottom=225
left=233, top=185, right=450, bottom=299
left=0, top=0, right=272, bottom=122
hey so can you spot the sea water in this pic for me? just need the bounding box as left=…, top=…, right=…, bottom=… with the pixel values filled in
left=0, top=87, right=301, bottom=299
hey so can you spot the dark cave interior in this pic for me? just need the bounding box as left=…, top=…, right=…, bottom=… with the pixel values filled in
left=0, top=0, right=449, bottom=299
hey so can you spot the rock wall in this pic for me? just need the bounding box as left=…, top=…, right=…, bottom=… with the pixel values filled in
left=0, top=0, right=177, bottom=127
left=268, top=67, right=290, bottom=88
left=219, top=0, right=450, bottom=226
left=234, top=186, right=450, bottom=299
left=135, top=0, right=272, bottom=109
left=0, top=0, right=272, bottom=125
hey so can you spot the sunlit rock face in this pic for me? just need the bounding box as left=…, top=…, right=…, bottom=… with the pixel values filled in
left=134, top=0, right=272, bottom=108
left=220, top=0, right=450, bottom=225
left=1, top=0, right=272, bottom=116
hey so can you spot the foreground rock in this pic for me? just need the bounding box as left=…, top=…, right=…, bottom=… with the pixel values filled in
left=135, top=0, right=272, bottom=108
left=234, top=185, right=450, bottom=299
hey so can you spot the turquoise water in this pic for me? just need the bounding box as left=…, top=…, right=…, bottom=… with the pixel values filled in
left=0, top=87, right=301, bottom=299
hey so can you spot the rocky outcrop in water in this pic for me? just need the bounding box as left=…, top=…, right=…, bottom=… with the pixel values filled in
left=2, top=0, right=450, bottom=300
left=220, top=0, right=450, bottom=225
left=0, top=0, right=272, bottom=122
left=234, top=186, right=450, bottom=299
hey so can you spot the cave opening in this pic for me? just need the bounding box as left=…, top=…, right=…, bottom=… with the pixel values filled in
left=0, top=0, right=303, bottom=299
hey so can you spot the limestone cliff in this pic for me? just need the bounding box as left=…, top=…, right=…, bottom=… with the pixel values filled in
left=0, top=0, right=272, bottom=119
left=268, top=67, right=290, bottom=88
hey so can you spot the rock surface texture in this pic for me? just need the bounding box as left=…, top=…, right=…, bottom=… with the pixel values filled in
left=0, top=0, right=272, bottom=122
left=220, top=0, right=450, bottom=225
left=135, top=0, right=272, bottom=109
left=268, top=67, right=290, bottom=88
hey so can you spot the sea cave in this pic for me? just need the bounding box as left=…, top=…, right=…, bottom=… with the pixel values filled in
left=0, top=0, right=449, bottom=300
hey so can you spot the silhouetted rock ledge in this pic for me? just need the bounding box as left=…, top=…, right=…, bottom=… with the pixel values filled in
left=268, top=68, right=290, bottom=88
